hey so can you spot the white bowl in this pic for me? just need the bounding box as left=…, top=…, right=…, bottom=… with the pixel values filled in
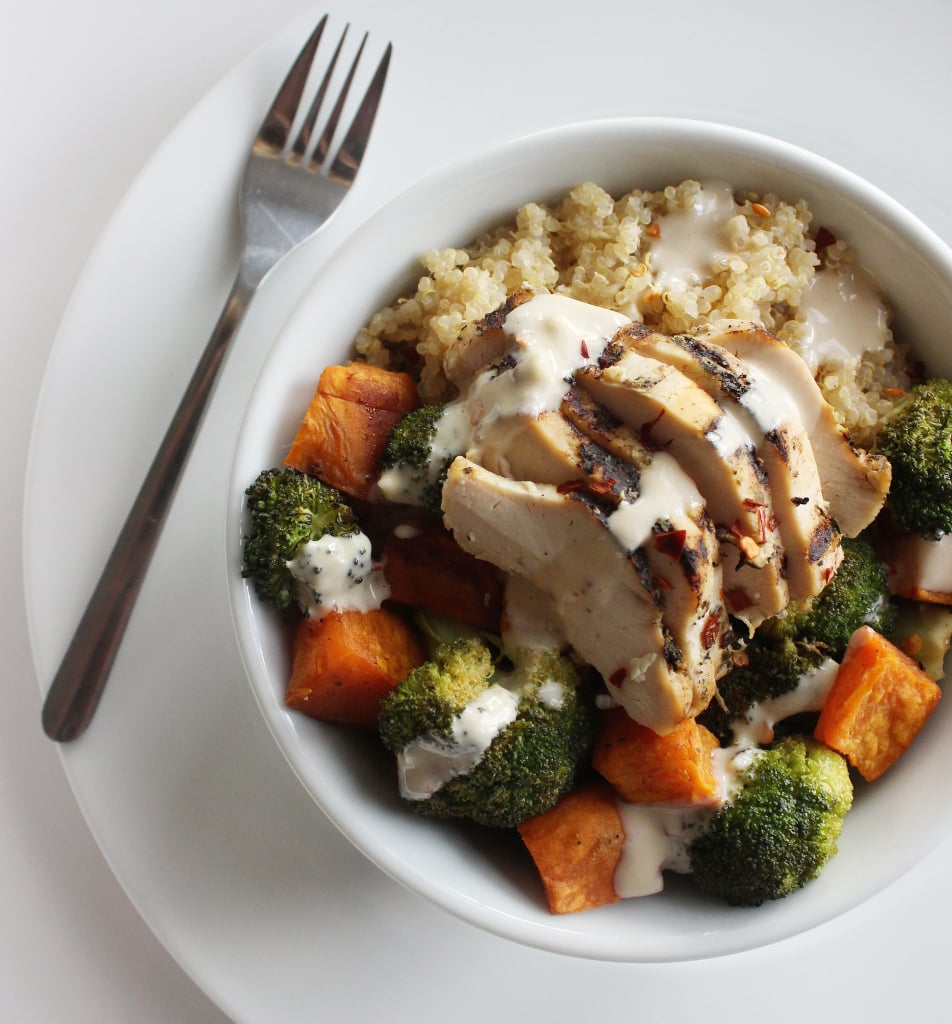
left=227, top=118, right=952, bottom=962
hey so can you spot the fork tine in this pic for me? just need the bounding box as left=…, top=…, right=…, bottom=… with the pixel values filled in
left=288, top=23, right=349, bottom=164
left=327, top=42, right=392, bottom=184
left=310, top=32, right=368, bottom=171
left=255, top=15, right=328, bottom=155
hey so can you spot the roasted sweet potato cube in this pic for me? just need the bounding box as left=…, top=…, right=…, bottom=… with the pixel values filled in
left=815, top=625, right=942, bottom=781
left=593, top=707, right=721, bottom=805
left=285, top=608, right=425, bottom=728
left=381, top=524, right=504, bottom=631
left=517, top=781, right=624, bottom=915
left=285, top=362, right=420, bottom=499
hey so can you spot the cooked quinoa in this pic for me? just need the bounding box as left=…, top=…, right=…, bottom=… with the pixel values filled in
left=354, top=180, right=911, bottom=448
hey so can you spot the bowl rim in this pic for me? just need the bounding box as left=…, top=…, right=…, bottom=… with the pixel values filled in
left=226, top=115, right=952, bottom=962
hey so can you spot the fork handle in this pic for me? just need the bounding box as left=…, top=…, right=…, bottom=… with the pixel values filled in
left=41, top=271, right=256, bottom=742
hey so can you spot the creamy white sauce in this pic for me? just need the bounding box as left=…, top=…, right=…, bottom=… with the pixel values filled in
left=613, top=804, right=707, bottom=898
left=465, top=294, right=630, bottom=438
left=648, top=180, right=738, bottom=290
left=397, top=684, right=520, bottom=800
left=732, top=358, right=805, bottom=436
left=377, top=402, right=472, bottom=505
left=287, top=531, right=390, bottom=616
left=704, top=405, right=756, bottom=460
left=536, top=679, right=566, bottom=709
left=606, top=451, right=705, bottom=553
left=796, top=264, right=890, bottom=370
left=729, top=657, right=840, bottom=747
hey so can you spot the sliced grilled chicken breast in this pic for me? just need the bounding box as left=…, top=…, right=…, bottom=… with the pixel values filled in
left=576, top=343, right=801, bottom=618
left=561, top=382, right=788, bottom=628
left=443, top=290, right=534, bottom=391
left=599, top=325, right=842, bottom=603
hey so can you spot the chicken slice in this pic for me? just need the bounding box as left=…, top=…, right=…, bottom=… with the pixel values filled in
left=441, top=457, right=707, bottom=733
left=594, top=326, right=842, bottom=604
left=443, top=290, right=534, bottom=392
left=561, top=383, right=788, bottom=628
left=478, top=409, right=728, bottom=693
left=694, top=321, right=891, bottom=536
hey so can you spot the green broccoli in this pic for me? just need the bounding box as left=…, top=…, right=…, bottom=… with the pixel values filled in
left=378, top=638, right=595, bottom=828
left=758, top=535, right=896, bottom=660
left=241, top=467, right=360, bottom=614
left=378, top=404, right=460, bottom=511
left=698, top=638, right=825, bottom=744
left=875, top=378, right=952, bottom=539
left=700, top=536, right=895, bottom=743
left=689, top=735, right=853, bottom=907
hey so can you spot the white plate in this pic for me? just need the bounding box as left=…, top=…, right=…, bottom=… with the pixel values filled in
left=22, top=11, right=952, bottom=1024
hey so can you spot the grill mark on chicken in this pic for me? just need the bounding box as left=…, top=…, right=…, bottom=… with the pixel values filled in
left=576, top=440, right=641, bottom=500
left=809, top=516, right=839, bottom=566
left=443, top=288, right=534, bottom=389
left=477, top=288, right=534, bottom=334
left=668, top=333, right=751, bottom=402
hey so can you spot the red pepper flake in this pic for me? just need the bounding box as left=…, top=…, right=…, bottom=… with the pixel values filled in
left=640, top=408, right=666, bottom=447
left=767, top=513, right=779, bottom=532
left=701, top=613, right=722, bottom=650
left=556, top=480, right=584, bottom=493
left=645, top=223, right=661, bottom=238
left=742, top=498, right=766, bottom=511
left=814, top=226, right=837, bottom=251
left=750, top=201, right=770, bottom=218
left=655, top=575, right=673, bottom=590
left=653, top=529, right=687, bottom=560
left=757, top=507, right=769, bottom=544
left=882, top=387, right=906, bottom=398
left=725, top=587, right=754, bottom=612
left=732, top=650, right=750, bottom=669
left=580, top=339, right=590, bottom=359
left=823, top=565, right=835, bottom=584
left=609, top=668, right=627, bottom=687
left=588, top=477, right=617, bottom=495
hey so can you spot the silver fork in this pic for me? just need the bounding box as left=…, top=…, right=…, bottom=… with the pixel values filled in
left=41, top=16, right=392, bottom=742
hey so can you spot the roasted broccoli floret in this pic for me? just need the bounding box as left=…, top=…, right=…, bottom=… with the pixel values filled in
left=689, top=735, right=853, bottom=907
left=379, top=404, right=458, bottom=510
left=875, top=378, right=952, bottom=539
left=698, top=639, right=824, bottom=744
left=759, top=535, right=896, bottom=660
left=378, top=638, right=595, bottom=828
left=700, top=537, right=895, bottom=743
left=241, top=467, right=360, bottom=614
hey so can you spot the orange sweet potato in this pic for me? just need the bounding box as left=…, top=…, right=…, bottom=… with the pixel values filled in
left=285, top=607, right=426, bottom=728
left=381, top=523, right=504, bottom=631
left=517, top=780, right=624, bottom=915
left=814, top=625, right=942, bottom=781
left=285, top=362, right=420, bottom=499
left=592, top=707, right=721, bottom=805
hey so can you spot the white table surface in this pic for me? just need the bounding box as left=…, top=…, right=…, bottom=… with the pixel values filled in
left=5, top=1, right=952, bottom=1021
